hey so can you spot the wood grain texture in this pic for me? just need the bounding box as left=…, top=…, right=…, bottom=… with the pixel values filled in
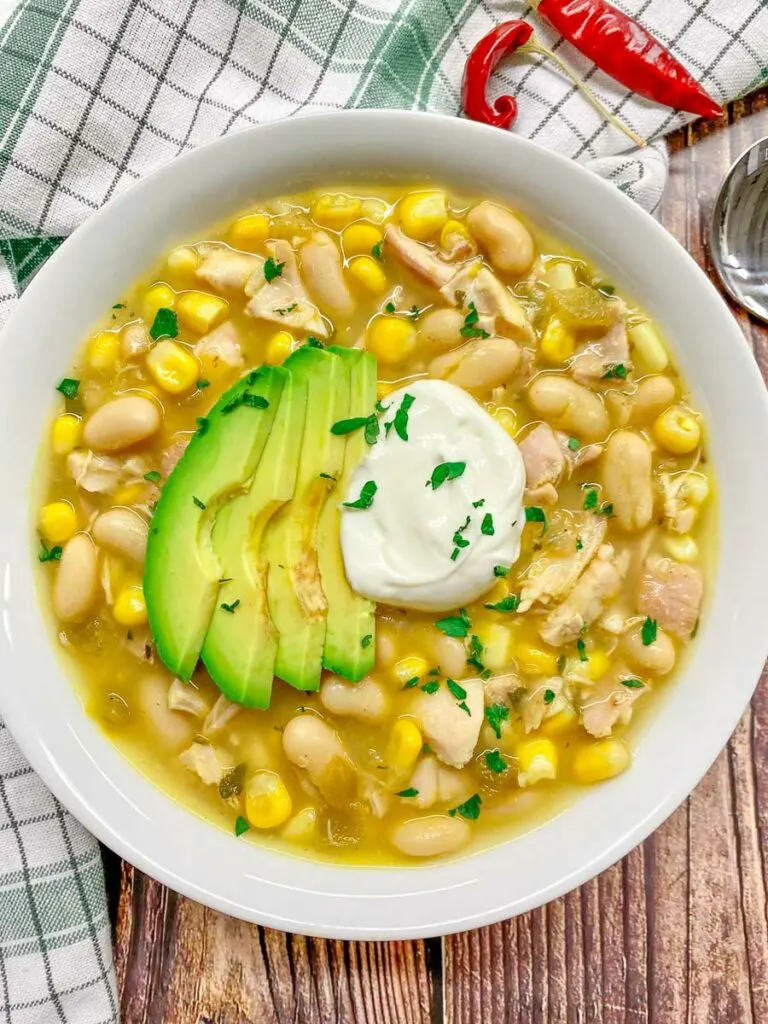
left=444, top=89, right=768, bottom=1024
left=113, top=89, right=768, bottom=1024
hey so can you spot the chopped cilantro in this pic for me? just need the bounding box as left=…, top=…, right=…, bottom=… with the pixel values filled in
left=221, top=599, right=240, bottom=613
left=192, top=496, right=206, bottom=510
left=448, top=793, right=482, bottom=821
left=144, top=470, right=161, bottom=482
left=305, top=337, right=324, bottom=349
left=485, top=703, right=509, bottom=739
left=575, top=537, right=584, bottom=551
left=364, top=416, right=379, bottom=445
left=420, top=680, right=440, bottom=695
left=263, top=256, right=285, bottom=282
left=583, top=488, right=599, bottom=511
left=641, top=616, right=657, bottom=646
left=196, top=416, right=209, bottom=435
left=435, top=608, right=471, bottom=638
left=472, top=498, right=486, bottom=509
left=331, top=415, right=377, bottom=442
left=457, top=701, right=471, bottom=716
left=460, top=302, right=490, bottom=340
left=397, top=787, right=419, bottom=798
left=427, top=461, right=466, bottom=490
left=112, top=302, right=126, bottom=309
left=392, top=393, right=415, bottom=441
left=56, top=378, right=80, bottom=399
left=403, top=677, right=420, bottom=689
left=447, top=679, right=468, bottom=701
left=275, top=302, right=298, bottom=315
left=375, top=399, right=390, bottom=414
left=577, top=638, right=588, bottom=662
left=234, top=816, right=250, bottom=837
left=221, top=391, right=269, bottom=415
left=467, top=634, right=486, bottom=676
left=343, top=480, right=377, bottom=510
left=428, top=667, right=441, bottom=676
left=361, top=634, right=373, bottom=648
left=319, top=472, right=337, bottom=481
left=544, top=688, right=555, bottom=705
left=622, top=678, right=645, bottom=689
left=384, top=301, right=396, bottom=314
left=219, top=763, right=245, bottom=799
left=484, top=749, right=507, bottom=774
left=480, top=513, right=495, bottom=536
left=567, top=436, right=581, bottom=451
left=493, top=565, right=510, bottom=578
left=149, top=307, right=178, bottom=341
left=408, top=304, right=423, bottom=320
left=38, top=539, right=63, bottom=563
left=197, top=378, right=210, bottom=389
left=371, top=240, right=384, bottom=261
left=596, top=281, right=616, bottom=295
left=599, top=502, right=614, bottom=516
left=525, top=506, right=548, bottom=534
left=602, top=363, right=627, bottom=380
left=483, top=595, right=520, bottom=613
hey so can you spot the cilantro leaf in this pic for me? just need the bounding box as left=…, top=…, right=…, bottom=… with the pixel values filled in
left=192, top=496, right=206, bottom=510
left=583, top=488, right=599, bottom=511
left=480, top=513, right=495, bottom=536
left=483, top=595, right=520, bottom=613
left=196, top=416, right=209, bottom=435
left=384, top=301, right=396, bottom=314
left=485, top=704, right=509, bottom=740
left=420, top=680, right=440, bottom=695
left=448, top=793, right=482, bottom=821
left=234, top=816, right=250, bottom=837
left=435, top=608, right=471, bottom=638
left=221, top=599, right=241, bottom=613
left=403, top=677, right=420, bottom=689
left=144, top=470, right=161, bottom=482
left=264, top=257, right=285, bottom=282
left=397, top=787, right=418, bottom=798
left=544, top=688, right=555, bottom=705
left=447, top=679, right=468, bottom=701
left=641, top=616, right=657, bottom=646
left=331, top=416, right=372, bottom=436
left=392, top=393, right=415, bottom=441
left=361, top=634, right=373, bottom=648
left=197, top=378, right=210, bottom=389
left=38, top=539, right=63, bottom=563
left=577, top=638, right=588, bottom=662
left=56, top=378, right=80, bottom=399
left=602, top=363, right=627, bottom=380
left=149, top=307, right=178, bottom=341
left=567, top=436, right=581, bottom=451
left=622, top=678, right=645, bottom=689
left=493, top=565, right=510, bottom=578
left=525, top=506, right=548, bottom=534
left=343, top=480, right=377, bottom=510
left=484, top=750, right=507, bottom=774
left=427, top=461, right=466, bottom=490
left=371, top=240, right=384, bottom=261
left=460, top=302, right=490, bottom=340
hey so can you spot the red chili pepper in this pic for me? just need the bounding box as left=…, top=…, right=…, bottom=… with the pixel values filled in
left=535, top=0, right=723, bottom=120
left=461, top=21, right=534, bottom=130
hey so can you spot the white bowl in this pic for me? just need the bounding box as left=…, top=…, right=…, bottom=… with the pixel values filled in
left=2, top=111, right=767, bottom=940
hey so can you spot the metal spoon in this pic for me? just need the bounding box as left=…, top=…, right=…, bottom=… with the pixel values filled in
left=711, top=137, right=768, bottom=323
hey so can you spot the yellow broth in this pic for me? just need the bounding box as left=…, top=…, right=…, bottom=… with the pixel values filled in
left=34, top=185, right=714, bottom=864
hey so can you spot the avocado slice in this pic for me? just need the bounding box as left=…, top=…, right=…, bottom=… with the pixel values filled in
left=318, top=347, right=377, bottom=681
left=144, top=367, right=286, bottom=680
left=200, top=368, right=307, bottom=707
left=263, top=345, right=350, bottom=691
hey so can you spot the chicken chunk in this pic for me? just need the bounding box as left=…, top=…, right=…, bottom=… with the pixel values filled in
left=405, top=755, right=472, bottom=810
left=67, top=451, right=150, bottom=494
left=659, top=472, right=708, bottom=535
left=522, top=677, right=564, bottom=733
left=384, top=224, right=455, bottom=288
left=579, top=674, right=646, bottom=738
left=518, top=513, right=608, bottom=613
left=412, top=678, right=484, bottom=769
left=196, top=246, right=262, bottom=292
left=202, top=693, right=241, bottom=737
left=442, top=263, right=533, bottom=342
left=483, top=671, right=524, bottom=707
left=167, top=678, right=210, bottom=718
left=179, top=742, right=227, bottom=786
left=638, top=554, right=703, bottom=639
left=539, top=545, right=629, bottom=646
left=194, top=320, right=244, bottom=371
left=245, top=239, right=328, bottom=336
left=519, top=423, right=565, bottom=504
left=571, top=303, right=631, bottom=384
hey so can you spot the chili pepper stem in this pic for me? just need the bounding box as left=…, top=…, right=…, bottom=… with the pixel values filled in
left=520, top=40, right=646, bottom=149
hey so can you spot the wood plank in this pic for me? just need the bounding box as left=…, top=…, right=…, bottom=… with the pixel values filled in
left=444, top=88, right=768, bottom=1024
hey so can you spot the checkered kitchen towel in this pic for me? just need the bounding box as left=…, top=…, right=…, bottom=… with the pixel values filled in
left=0, top=0, right=766, bottom=1021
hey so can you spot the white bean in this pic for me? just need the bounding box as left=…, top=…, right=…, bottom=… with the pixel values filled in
left=53, top=533, right=99, bottom=622
left=620, top=625, right=676, bottom=676
left=419, top=308, right=465, bottom=352
left=430, top=336, right=520, bottom=390
left=527, top=375, right=609, bottom=442
left=320, top=676, right=389, bottom=723
left=433, top=635, right=467, bottom=679
left=629, top=375, right=676, bottom=425
left=83, top=395, right=161, bottom=452
left=282, top=714, right=355, bottom=806
left=300, top=232, right=355, bottom=317
left=92, top=508, right=148, bottom=562
left=390, top=815, right=471, bottom=858
left=601, top=430, right=653, bottom=532
left=467, top=201, right=534, bottom=276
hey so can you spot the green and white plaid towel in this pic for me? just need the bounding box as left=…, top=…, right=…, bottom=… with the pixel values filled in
left=0, top=0, right=766, bottom=1020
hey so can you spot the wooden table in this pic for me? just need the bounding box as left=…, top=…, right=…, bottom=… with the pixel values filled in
left=108, top=89, right=768, bottom=1024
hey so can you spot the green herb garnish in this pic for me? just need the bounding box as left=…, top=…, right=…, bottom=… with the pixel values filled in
left=56, top=378, right=80, bottom=399
left=144, top=470, right=161, bottom=482
left=483, top=595, right=520, bottom=613
left=525, top=506, right=548, bottom=534
left=275, top=302, right=298, bottom=315
left=319, top=472, right=337, bottom=481
left=602, top=363, right=627, bottom=380
left=343, top=480, right=377, bottom=510
left=577, top=638, right=588, bottom=662
left=596, top=281, right=616, bottom=296
left=112, top=303, right=126, bottom=309
left=193, top=496, right=206, bottom=510
left=305, top=337, right=324, bottom=349
left=583, top=488, right=599, bottom=511
left=448, top=793, right=482, bottom=821
left=576, top=537, right=584, bottom=551
left=234, top=816, right=250, bottom=837
left=403, top=677, right=420, bottom=689
left=331, top=414, right=378, bottom=446
left=38, top=539, right=63, bottom=563
left=371, top=240, right=384, bottom=261
left=219, top=763, right=245, bottom=799
left=392, top=393, right=415, bottom=441
left=622, top=678, right=645, bottom=689
left=467, top=634, right=486, bottom=676
left=420, top=680, right=440, bottom=695
left=447, top=679, right=467, bottom=702
left=435, top=608, right=471, bottom=638
left=567, top=437, right=581, bottom=451
left=544, top=689, right=555, bottom=705
left=264, top=256, right=284, bottom=282
left=397, top=787, right=418, bottom=798
left=484, top=750, right=507, bottom=774
left=460, top=302, right=490, bottom=340
left=599, top=502, right=614, bottom=516
left=149, top=307, right=178, bottom=340
left=384, top=301, right=396, bottom=314
left=361, top=634, right=373, bottom=648
left=196, top=416, right=209, bottom=435
left=485, top=704, right=509, bottom=740
left=427, top=461, right=466, bottom=490
left=221, top=599, right=241, bottom=613
left=197, top=378, right=210, bottom=389
left=641, top=616, right=657, bottom=646
left=481, top=513, right=495, bottom=536
left=221, top=391, right=269, bottom=415
left=493, top=565, right=510, bottom=578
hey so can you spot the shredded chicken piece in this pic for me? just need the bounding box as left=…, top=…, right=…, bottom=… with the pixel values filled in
left=160, top=436, right=189, bottom=477
left=179, top=742, right=227, bottom=786
left=383, top=224, right=455, bottom=288
left=167, top=678, right=210, bottom=718
left=522, top=677, right=565, bottom=733
left=67, top=451, right=149, bottom=494
left=539, top=545, right=629, bottom=646
left=483, top=671, right=524, bottom=707
left=412, top=678, right=484, bottom=769
left=245, top=239, right=328, bottom=336
left=194, top=320, right=244, bottom=371
left=579, top=673, right=646, bottom=738
left=443, top=263, right=533, bottom=342
left=519, top=423, right=565, bottom=505
left=638, top=554, right=703, bottom=639
left=405, top=756, right=472, bottom=810
left=658, top=472, right=707, bottom=535
left=196, top=246, right=262, bottom=292
left=556, top=431, right=603, bottom=472
left=571, top=301, right=631, bottom=383
left=518, top=513, right=608, bottom=613
left=123, top=628, right=154, bottom=664
left=202, top=693, right=241, bottom=737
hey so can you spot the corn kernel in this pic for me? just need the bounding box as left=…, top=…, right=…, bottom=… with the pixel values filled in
left=245, top=770, right=293, bottom=829
left=386, top=717, right=423, bottom=778
left=146, top=339, right=200, bottom=394
left=348, top=255, right=387, bottom=296
left=540, top=315, right=576, bottom=365
left=392, top=654, right=428, bottom=685
left=516, top=737, right=558, bottom=787
left=51, top=414, right=82, bottom=456
left=492, top=407, right=517, bottom=435
left=229, top=213, right=271, bottom=250
left=515, top=643, right=558, bottom=677
left=440, top=218, right=474, bottom=257
left=586, top=649, right=610, bottom=681
left=360, top=198, right=389, bottom=223
left=653, top=405, right=701, bottom=455
left=311, top=193, right=362, bottom=230
left=342, top=223, right=383, bottom=256
left=540, top=704, right=578, bottom=736
left=572, top=737, right=630, bottom=784
left=662, top=533, right=699, bottom=563
left=87, top=331, right=120, bottom=374
left=544, top=260, right=578, bottom=291
left=166, top=245, right=199, bottom=276
left=112, top=483, right=145, bottom=506
left=629, top=320, right=668, bottom=373
left=176, top=290, right=228, bottom=334
left=366, top=315, right=417, bottom=365
left=143, top=283, right=176, bottom=322
left=39, top=501, right=77, bottom=545
left=397, top=190, right=448, bottom=241
left=113, top=585, right=148, bottom=627
left=265, top=330, right=294, bottom=366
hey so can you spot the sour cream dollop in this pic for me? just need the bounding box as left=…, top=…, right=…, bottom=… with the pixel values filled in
left=340, top=379, right=526, bottom=612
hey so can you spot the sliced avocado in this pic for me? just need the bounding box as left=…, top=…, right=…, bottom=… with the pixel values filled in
left=145, top=367, right=286, bottom=680
left=318, top=347, right=377, bottom=681
left=201, top=368, right=307, bottom=707
left=263, top=345, right=350, bottom=691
